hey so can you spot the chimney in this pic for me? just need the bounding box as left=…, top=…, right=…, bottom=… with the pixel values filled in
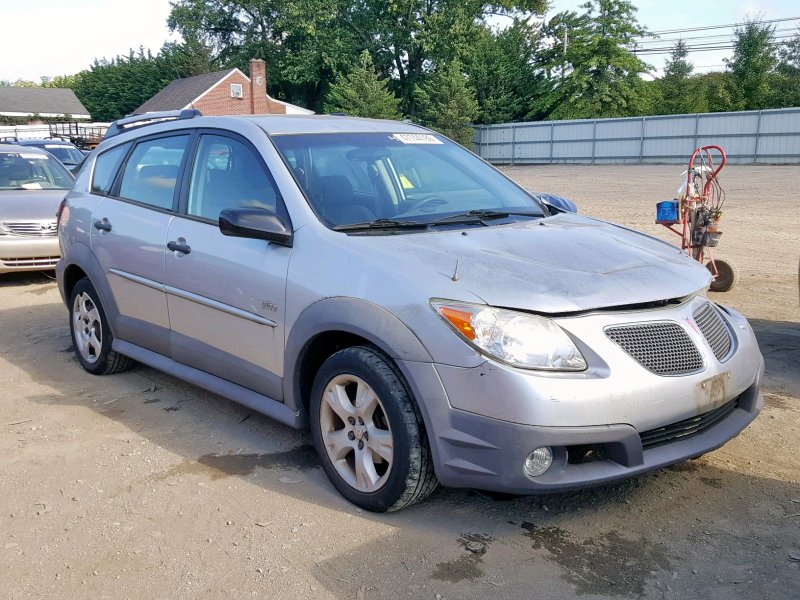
left=249, top=59, right=270, bottom=114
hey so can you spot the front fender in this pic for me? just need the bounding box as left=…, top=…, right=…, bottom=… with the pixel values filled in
left=283, top=297, right=434, bottom=414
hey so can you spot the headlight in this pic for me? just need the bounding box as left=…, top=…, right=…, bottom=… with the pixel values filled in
left=431, top=300, right=587, bottom=371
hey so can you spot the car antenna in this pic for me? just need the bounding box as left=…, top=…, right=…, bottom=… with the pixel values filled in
left=451, top=259, right=460, bottom=282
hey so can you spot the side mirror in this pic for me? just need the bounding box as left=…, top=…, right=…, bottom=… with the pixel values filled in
left=219, top=207, right=293, bottom=247
left=528, top=191, right=578, bottom=214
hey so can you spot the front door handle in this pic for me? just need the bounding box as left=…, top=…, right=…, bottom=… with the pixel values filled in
left=167, top=240, right=191, bottom=254
left=93, top=219, right=112, bottom=232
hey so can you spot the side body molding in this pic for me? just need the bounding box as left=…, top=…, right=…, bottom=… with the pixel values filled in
left=283, top=297, right=435, bottom=416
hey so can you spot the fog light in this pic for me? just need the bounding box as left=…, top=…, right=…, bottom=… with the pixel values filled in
left=523, top=447, right=553, bottom=478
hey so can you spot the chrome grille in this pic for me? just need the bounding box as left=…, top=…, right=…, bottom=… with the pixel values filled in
left=0, top=256, right=59, bottom=268
left=605, top=321, right=704, bottom=376
left=1, top=221, right=58, bottom=237
left=693, top=302, right=733, bottom=361
left=641, top=397, right=739, bottom=449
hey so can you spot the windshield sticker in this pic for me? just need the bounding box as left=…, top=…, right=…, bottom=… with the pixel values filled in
left=45, top=144, right=63, bottom=148
left=21, top=182, right=43, bottom=190
left=391, top=133, right=443, bottom=145
left=16, top=153, right=44, bottom=160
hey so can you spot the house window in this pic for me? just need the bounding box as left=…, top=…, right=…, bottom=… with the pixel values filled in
left=230, top=83, right=243, bottom=98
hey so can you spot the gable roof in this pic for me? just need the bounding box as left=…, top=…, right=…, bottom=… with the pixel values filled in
left=134, top=69, right=237, bottom=114
left=0, top=87, right=90, bottom=117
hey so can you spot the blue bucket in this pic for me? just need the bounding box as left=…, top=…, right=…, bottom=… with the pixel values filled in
left=656, top=200, right=679, bottom=224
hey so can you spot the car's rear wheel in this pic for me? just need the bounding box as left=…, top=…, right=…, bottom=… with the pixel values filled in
left=310, top=346, right=437, bottom=512
left=69, top=278, right=132, bottom=375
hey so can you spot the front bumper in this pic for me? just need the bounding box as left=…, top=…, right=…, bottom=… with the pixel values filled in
left=398, top=300, right=765, bottom=493
left=0, top=237, right=60, bottom=273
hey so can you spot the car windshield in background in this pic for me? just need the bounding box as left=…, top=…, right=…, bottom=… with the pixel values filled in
left=43, top=145, right=85, bottom=166
left=0, top=151, right=74, bottom=190
left=271, top=132, right=546, bottom=231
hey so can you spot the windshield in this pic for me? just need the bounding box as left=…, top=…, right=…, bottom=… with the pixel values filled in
left=41, top=145, right=85, bottom=166
left=0, top=151, right=74, bottom=190
left=271, top=132, right=545, bottom=231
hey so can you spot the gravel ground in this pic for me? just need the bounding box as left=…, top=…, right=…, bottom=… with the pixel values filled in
left=1, top=165, right=798, bottom=599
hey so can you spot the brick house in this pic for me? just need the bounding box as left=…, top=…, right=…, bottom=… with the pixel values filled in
left=134, top=59, right=312, bottom=116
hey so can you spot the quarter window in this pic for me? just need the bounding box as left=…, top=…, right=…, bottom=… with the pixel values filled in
left=187, top=135, right=281, bottom=221
left=118, top=136, right=189, bottom=209
left=91, top=143, right=130, bottom=195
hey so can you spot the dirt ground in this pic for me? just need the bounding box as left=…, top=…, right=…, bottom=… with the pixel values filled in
left=1, top=165, right=798, bottom=600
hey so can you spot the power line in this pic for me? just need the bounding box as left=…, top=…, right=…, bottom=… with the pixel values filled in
left=633, top=27, right=799, bottom=46
left=638, top=16, right=800, bottom=36
left=632, top=35, right=798, bottom=53
left=633, top=40, right=795, bottom=56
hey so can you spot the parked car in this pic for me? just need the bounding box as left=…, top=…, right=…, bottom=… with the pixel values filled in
left=13, top=139, right=86, bottom=173
left=0, top=144, right=73, bottom=274
left=56, top=111, right=764, bottom=512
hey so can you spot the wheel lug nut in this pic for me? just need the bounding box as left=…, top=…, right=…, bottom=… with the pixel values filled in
left=357, top=440, right=364, bottom=450
left=357, top=417, right=364, bottom=425
left=348, top=417, right=356, bottom=425
left=348, top=431, right=355, bottom=440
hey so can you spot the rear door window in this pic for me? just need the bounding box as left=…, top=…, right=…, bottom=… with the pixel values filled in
left=91, top=143, right=130, bottom=195
left=118, top=135, right=189, bottom=210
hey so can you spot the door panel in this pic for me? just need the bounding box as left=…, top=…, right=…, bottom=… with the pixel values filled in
left=90, top=198, right=172, bottom=354
left=164, top=131, right=291, bottom=399
left=164, top=217, right=290, bottom=399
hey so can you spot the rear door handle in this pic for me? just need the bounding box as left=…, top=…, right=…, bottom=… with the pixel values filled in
left=93, top=219, right=112, bottom=232
left=167, top=240, right=191, bottom=254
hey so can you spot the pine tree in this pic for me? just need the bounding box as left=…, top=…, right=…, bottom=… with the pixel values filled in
left=414, top=62, right=479, bottom=148
left=659, top=40, right=706, bottom=114
left=543, top=0, right=653, bottom=119
left=323, top=51, right=402, bottom=119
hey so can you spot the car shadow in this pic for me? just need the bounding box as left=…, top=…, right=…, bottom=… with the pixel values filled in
left=750, top=318, right=800, bottom=399
left=2, top=299, right=798, bottom=598
left=0, top=271, right=56, bottom=288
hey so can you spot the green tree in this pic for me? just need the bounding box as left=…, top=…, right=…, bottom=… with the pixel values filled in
left=542, top=0, right=653, bottom=120
left=770, top=28, right=800, bottom=108
left=324, top=51, right=402, bottom=119
left=40, top=74, right=83, bottom=89
left=414, top=62, right=479, bottom=147
left=167, top=1, right=548, bottom=114
left=0, top=79, right=39, bottom=87
left=725, top=18, right=777, bottom=110
left=465, top=20, right=548, bottom=123
left=72, top=41, right=218, bottom=121
left=695, top=72, right=739, bottom=113
left=658, top=40, right=707, bottom=114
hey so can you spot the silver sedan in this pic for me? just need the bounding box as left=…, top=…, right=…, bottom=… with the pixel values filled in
left=0, top=144, right=73, bottom=273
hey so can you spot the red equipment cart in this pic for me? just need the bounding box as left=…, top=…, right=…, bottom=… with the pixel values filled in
left=656, top=145, right=738, bottom=292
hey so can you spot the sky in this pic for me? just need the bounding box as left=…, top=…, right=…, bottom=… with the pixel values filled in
left=0, top=0, right=798, bottom=82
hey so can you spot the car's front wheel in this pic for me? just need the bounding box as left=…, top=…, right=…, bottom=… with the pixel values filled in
left=69, top=278, right=132, bottom=375
left=310, top=346, right=437, bottom=512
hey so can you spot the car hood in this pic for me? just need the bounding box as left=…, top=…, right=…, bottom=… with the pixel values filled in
left=356, top=213, right=711, bottom=314
left=0, top=189, right=66, bottom=222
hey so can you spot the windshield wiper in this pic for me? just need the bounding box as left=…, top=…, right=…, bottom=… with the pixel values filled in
left=432, top=209, right=543, bottom=224
left=333, top=218, right=432, bottom=232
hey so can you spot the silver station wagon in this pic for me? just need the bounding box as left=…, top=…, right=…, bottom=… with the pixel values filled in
left=56, top=111, right=764, bottom=512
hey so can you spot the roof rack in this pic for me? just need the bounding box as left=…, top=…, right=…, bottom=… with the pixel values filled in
left=104, top=109, right=202, bottom=140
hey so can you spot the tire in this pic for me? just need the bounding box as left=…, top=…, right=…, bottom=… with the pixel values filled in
left=69, top=278, right=132, bottom=375
left=706, top=259, right=739, bottom=292
left=309, top=346, right=438, bottom=512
